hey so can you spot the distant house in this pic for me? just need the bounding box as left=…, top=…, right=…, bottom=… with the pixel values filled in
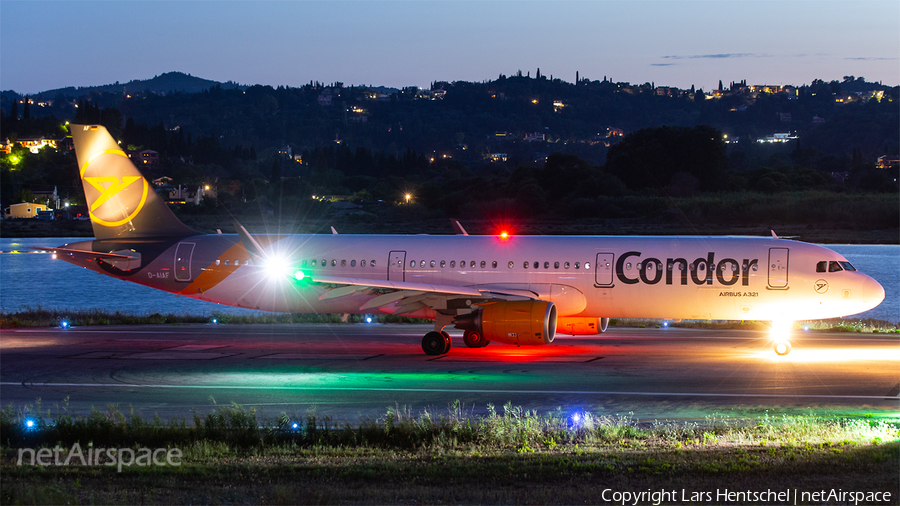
left=876, top=155, right=899, bottom=169
left=130, top=150, right=160, bottom=166
left=317, top=92, right=333, bottom=106
left=30, top=186, right=58, bottom=206
left=4, top=202, right=47, bottom=219
left=152, top=176, right=174, bottom=187
left=15, top=137, right=57, bottom=154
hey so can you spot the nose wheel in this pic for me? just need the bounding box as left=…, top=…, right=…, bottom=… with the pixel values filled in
left=422, top=331, right=452, bottom=355
left=774, top=341, right=792, bottom=355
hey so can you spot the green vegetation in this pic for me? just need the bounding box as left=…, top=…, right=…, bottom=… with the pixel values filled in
left=2, top=74, right=897, bottom=234
left=2, top=307, right=897, bottom=333
left=0, top=308, right=427, bottom=329
left=1, top=401, right=897, bottom=504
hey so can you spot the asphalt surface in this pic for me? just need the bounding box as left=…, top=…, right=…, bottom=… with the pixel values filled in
left=1, top=323, right=898, bottom=422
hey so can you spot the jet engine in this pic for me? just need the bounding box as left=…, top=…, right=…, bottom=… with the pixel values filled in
left=556, top=317, right=610, bottom=335
left=455, top=301, right=557, bottom=346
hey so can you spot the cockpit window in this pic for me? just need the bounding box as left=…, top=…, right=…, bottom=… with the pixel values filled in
left=828, top=261, right=843, bottom=272
left=816, top=261, right=827, bottom=273
left=839, top=261, right=856, bottom=271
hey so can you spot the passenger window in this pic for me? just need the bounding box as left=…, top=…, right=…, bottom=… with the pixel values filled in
left=829, top=261, right=843, bottom=272
left=361, top=260, right=366, bottom=267
left=451, top=261, right=456, bottom=268
left=321, top=259, right=326, bottom=267
left=215, top=259, right=221, bottom=266
left=544, top=262, right=549, bottom=269
left=351, top=260, right=356, bottom=267
left=410, top=261, right=416, bottom=268
left=816, top=261, right=826, bottom=273
left=301, top=260, right=307, bottom=267
left=471, top=261, right=476, bottom=268
left=460, top=259, right=465, bottom=267
left=480, top=261, right=486, bottom=268
left=585, top=262, right=590, bottom=269
left=523, top=261, right=529, bottom=269
left=626, top=262, right=631, bottom=270
left=421, top=260, right=426, bottom=268
left=440, top=260, right=446, bottom=268
left=234, top=259, right=240, bottom=266
left=370, top=260, right=376, bottom=267
left=533, top=261, right=539, bottom=269
left=575, top=262, right=580, bottom=269
left=565, top=262, right=570, bottom=269
left=431, top=260, right=436, bottom=268
left=492, top=261, right=497, bottom=268
left=331, top=260, right=337, bottom=267
left=508, top=261, right=514, bottom=269
left=341, top=260, right=346, bottom=267
left=554, top=261, right=559, bottom=269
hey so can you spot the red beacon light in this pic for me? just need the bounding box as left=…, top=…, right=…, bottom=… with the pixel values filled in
left=498, top=231, right=510, bottom=242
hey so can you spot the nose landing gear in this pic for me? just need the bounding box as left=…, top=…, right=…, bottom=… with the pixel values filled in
left=774, top=340, right=792, bottom=355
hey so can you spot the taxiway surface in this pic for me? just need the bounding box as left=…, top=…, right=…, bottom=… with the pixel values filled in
left=2, top=323, right=898, bottom=422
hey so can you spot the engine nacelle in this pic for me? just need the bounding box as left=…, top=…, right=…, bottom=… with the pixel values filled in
left=556, top=317, right=610, bottom=335
left=455, top=301, right=557, bottom=346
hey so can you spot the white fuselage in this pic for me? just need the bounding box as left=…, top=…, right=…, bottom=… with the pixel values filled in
left=173, top=234, right=884, bottom=322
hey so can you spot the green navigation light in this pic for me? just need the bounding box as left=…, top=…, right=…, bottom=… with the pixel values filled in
left=294, top=270, right=306, bottom=282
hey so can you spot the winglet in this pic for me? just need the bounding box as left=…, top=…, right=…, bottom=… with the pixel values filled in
left=331, top=226, right=339, bottom=235
left=771, top=230, right=779, bottom=239
left=450, top=219, right=469, bottom=236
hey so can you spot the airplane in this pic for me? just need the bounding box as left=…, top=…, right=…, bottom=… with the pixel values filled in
left=36, top=125, right=886, bottom=356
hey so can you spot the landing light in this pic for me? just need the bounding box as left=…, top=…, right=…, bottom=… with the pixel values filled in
left=262, top=255, right=292, bottom=279
left=25, top=419, right=35, bottom=429
left=366, top=316, right=372, bottom=323
left=291, top=422, right=299, bottom=430
left=60, top=320, right=68, bottom=328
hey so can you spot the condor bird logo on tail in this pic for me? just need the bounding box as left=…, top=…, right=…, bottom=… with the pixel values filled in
left=71, top=125, right=197, bottom=240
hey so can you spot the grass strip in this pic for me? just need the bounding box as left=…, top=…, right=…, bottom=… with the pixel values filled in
left=1, top=401, right=897, bottom=503
left=2, top=307, right=897, bottom=333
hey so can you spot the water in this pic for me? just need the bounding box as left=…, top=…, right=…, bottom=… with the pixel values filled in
left=1, top=238, right=897, bottom=323
left=0, top=237, right=265, bottom=317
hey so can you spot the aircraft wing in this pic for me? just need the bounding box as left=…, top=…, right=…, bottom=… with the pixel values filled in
left=310, top=275, right=536, bottom=313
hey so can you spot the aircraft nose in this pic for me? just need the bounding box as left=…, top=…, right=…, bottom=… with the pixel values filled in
left=862, top=276, right=885, bottom=308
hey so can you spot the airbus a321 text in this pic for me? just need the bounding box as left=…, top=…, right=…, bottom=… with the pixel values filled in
left=37, top=125, right=885, bottom=356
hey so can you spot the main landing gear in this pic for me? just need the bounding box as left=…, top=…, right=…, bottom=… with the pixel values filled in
left=422, top=331, right=452, bottom=355
left=463, top=330, right=490, bottom=348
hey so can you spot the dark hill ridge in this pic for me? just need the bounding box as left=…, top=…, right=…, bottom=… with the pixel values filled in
left=23, top=71, right=245, bottom=98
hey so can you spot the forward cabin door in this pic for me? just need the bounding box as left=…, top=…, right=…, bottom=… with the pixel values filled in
left=768, top=247, right=789, bottom=289
left=388, top=250, right=406, bottom=282
left=174, top=242, right=195, bottom=282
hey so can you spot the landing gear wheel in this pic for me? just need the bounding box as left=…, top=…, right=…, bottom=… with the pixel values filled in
left=440, top=331, right=452, bottom=354
left=774, top=341, right=792, bottom=356
left=463, top=330, right=489, bottom=348
left=423, top=331, right=451, bottom=355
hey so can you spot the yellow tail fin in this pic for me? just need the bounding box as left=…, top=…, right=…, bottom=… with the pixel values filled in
left=71, top=124, right=197, bottom=240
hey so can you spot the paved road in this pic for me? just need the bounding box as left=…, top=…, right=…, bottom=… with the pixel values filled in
left=2, top=323, right=898, bottom=422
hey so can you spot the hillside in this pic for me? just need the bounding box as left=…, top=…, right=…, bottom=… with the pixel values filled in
left=10, top=71, right=244, bottom=98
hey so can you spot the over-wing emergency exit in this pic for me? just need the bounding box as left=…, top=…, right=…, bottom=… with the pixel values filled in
left=37, top=125, right=885, bottom=356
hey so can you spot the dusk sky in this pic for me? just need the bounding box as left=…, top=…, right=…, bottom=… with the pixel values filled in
left=1, top=1, right=898, bottom=95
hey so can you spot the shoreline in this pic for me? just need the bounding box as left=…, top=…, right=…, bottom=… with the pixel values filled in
left=2, top=217, right=898, bottom=244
